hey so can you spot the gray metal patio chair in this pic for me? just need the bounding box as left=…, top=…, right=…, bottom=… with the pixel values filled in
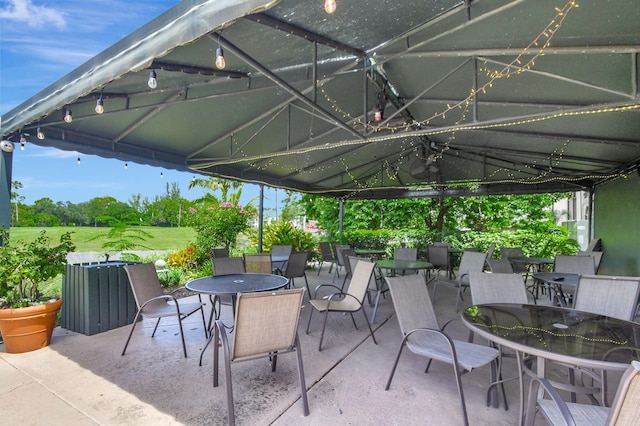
left=243, top=253, right=272, bottom=274
left=394, top=246, right=418, bottom=275
left=122, top=262, right=207, bottom=358
left=338, top=248, right=357, bottom=288
left=211, top=247, right=230, bottom=258
left=317, top=241, right=336, bottom=275
left=486, top=258, right=516, bottom=274
left=427, top=244, right=449, bottom=281
left=213, top=288, right=309, bottom=426
left=211, top=257, right=246, bottom=320
left=271, top=244, right=292, bottom=274
left=525, top=360, right=640, bottom=426
left=574, top=274, right=640, bottom=322
left=306, top=259, right=377, bottom=351
left=578, top=250, right=604, bottom=273
left=283, top=251, right=311, bottom=294
left=331, top=243, right=350, bottom=281
left=384, top=273, right=500, bottom=426
left=432, top=250, right=488, bottom=312
left=553, top=255, right=596, bottom=305
left=469, top=271, right=531, bottom=409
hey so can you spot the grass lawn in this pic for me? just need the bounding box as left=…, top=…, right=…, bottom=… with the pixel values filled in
left=7, top=226, right=196, bottom=252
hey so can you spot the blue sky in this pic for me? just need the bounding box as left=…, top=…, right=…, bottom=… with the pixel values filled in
left=0, top=0, right=281, bottom=211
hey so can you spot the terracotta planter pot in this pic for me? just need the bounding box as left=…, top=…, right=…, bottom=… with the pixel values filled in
left=0, top=298, right=63, bottom=354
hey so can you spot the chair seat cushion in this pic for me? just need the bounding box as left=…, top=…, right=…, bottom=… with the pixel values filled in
left=537, top=398, right=608, bottom=426
left=142, top=301, right=204, bottom=318
left=309, top=297, right=360, bottom=312
left=407, top=336, right=499, bottom=371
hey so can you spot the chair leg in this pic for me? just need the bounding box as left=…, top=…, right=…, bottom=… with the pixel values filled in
left=305, top=308, right=314, bottom=334
left=452, top=365, right=470, bottom=426
left=121, top=310, right=143, bottom=356
left=295, top=334, right=310, bottom=416
left=361, top=309, right=377, bottom=345
left=317, top=261, right=323, bottom=275
left=151, top=317, right=162, bottom=337
left=177, top=315, right=188, bottom=358
left=318, top=310, right=330, bottom=351
left=385, top=339, right=407, bottom=390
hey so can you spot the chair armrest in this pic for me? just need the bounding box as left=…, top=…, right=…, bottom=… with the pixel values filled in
left=440, top=317, right=459, bottom=332
left=313, top=283, right=344, bottom=298
left=526, top=377, right=577, bottom=426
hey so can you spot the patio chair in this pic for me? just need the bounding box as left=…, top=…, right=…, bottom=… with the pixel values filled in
left=432, top=250, right=488, bottom=312
left=283, top=251, right=311, bottom=295
left=486, top=258, right=516, bottom=274
left=211, top=247, right=230, bottom=258
left=338, top=248, right=357, bottom=289
left=243, top=253, right=272, bottom=274
left=524, top=360, right=640, bottom=426
left=271, top=244, right=292, bottom=274
left=486, top=243, right=496, bottom=260
left=122, top=262, right=207, bottom=358
left=213, top=288, right=309, bottom=426
left=394, top=247, right=418, bottom=275
left=468, top=271, right=531, bottom=409
left=331, top=243, right=350, bottom=281
left=384, top=273, right=500, bottom=426
left=427, top=244, right=449, bottom=281
left=317, top=241, right=336, bottom=275
left=306, top=259, right=377, bottom=351
left=211, top=257, right=246, bottom=320
left=552, top=255, right=596, bottom=305
left=574, top=274, right=640, bottom=321
left=578, top=250, right=604, bottom=273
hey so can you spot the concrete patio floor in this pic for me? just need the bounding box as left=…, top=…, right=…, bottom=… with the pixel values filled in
left=1, top=265, right=596, bottom=425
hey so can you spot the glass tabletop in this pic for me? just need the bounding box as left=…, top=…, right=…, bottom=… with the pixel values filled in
left=186, top=273, right=289, bottom=295
left=462, top=303, right=640, bottom=370
left=375, top=259, right=433, bottom=270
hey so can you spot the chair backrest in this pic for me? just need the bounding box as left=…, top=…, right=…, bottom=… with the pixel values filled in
left=458, top=250, right=489, bottom=284
left=486, top=243, right=496, bottom=259
left=500, top=247, right=524, bottom=258
left=319, top=242, right=335, bottom=261
left=385, top=273, right=439, bottom=335
left=231, top=288, right=304, bottom=360
left=284, top=251, right=309, bottom=279
left=486, top=258, right=515, bottom=274
left=469, top=272, right=529, bottom=305
left=586, top=238, right=602, bottom=252
left=243, top=253, right=273, bottom=274
left=578, top=251, right=604, bottom=273
left=553, top=255, right=596, bottom=274
left=348, top=256, right=377, bottom=291
left=341, top=248, right=357, bottom=275
left=574, top=274, right=640, bottom=321
left=123, top=263, right=164, bottom=309
left=605, top=360, right=640, bottom=425
left=332, top=244, right=350, bottom=267
left=212, top=257, right=245, bottom=275
left=394, top=247, right=417, bottom=261
left=271, top=245, right=293, bottom=257
left=344, top=260, right=376, bottom=306
left=211, top=247, right=229, bottom=258
left=427, top=245, right=449, bottom=269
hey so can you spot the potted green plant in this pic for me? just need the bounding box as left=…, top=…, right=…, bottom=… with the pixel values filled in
left=0, top=230, right=75, bottom=353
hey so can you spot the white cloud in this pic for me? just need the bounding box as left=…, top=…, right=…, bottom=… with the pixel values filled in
left=0, top=0, right=66, bottom=30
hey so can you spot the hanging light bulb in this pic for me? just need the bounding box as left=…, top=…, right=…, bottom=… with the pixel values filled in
left=64, top=108, right=73, bottom=123
left=20, top=141, right=25, bottom=150
left=160, top=172, right=164, bottom=178
left=95, top=97, right=104, bottom=114
left=215, top=46, right=226, bottom=69
left=20, top=133, right=27, bottom=144
left=148, top=70, right=157, bottom=89
left=124, top=162, right=128, bottom=170
left=77, top=156, right=81, bottom=164
left=37, top=126, right=45, bottom=140
left=324, top=0, right=336, bottom=14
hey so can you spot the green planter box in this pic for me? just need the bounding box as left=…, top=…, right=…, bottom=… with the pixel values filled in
left=61, top=262, right=138, bottom=336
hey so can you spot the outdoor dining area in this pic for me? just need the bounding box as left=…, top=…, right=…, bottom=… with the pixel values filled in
left=3, top=241, right=639, bottom=426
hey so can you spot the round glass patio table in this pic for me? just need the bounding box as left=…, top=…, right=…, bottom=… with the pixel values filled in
left=531, top=272, right=578, bottom=306
left=462, top=303, right=640, bottom=425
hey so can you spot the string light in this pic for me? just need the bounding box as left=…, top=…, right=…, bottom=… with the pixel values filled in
left=324, top=0, right=336, bottom=14
left=64, top=108, right=73, bottom=123
left=37, top=124, right=45, bottom=140
left=77, top=155, right=81, bottom=164
left=160, top=172, right=164, bottom=178
left=95, top=97, right=104, bottom=114
left=215, top=46, right=226, bottom=70
left=148, top=70, right=157, bottom=89
left=124, top=162, right=128, bottom=170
